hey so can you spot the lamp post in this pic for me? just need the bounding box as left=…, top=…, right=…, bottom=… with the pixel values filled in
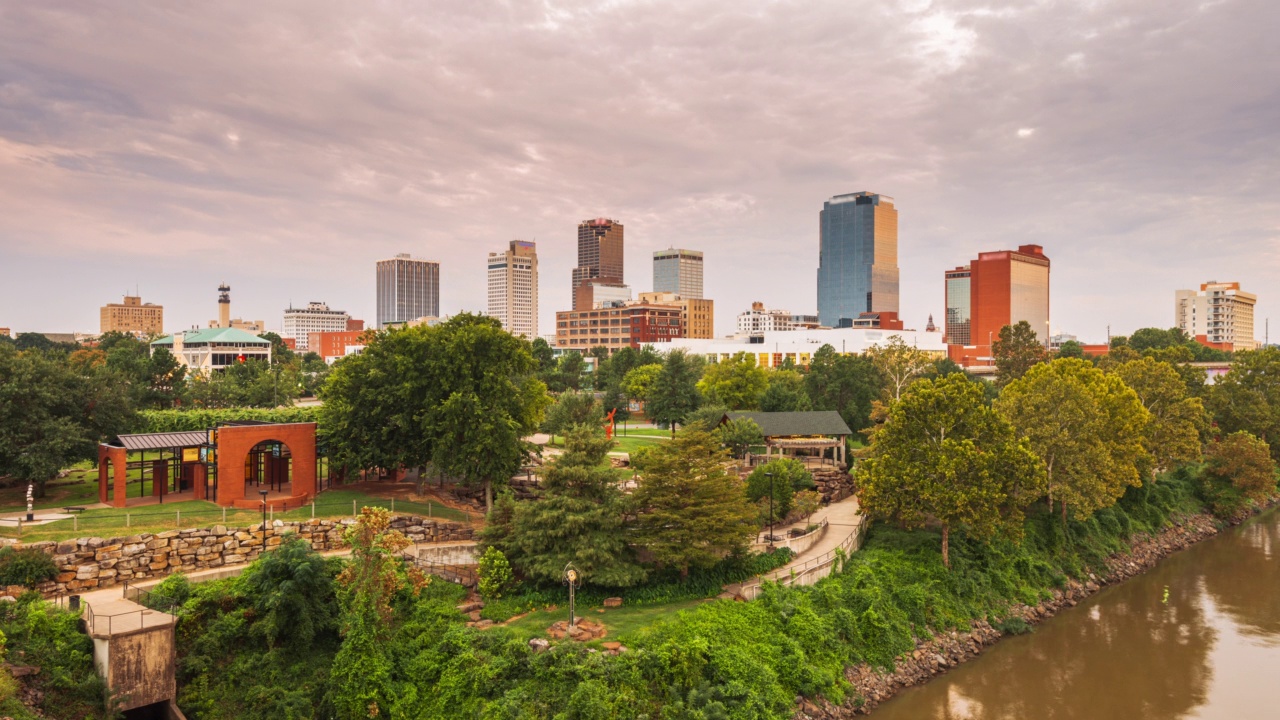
left=765, top=471, right=775, bottom=548
left=259, top=488, right=269, bottom=551
left=564, top=564, right=579, bottom=629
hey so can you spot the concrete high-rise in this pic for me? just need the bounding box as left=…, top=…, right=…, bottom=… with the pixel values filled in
left=100, top=295, right=164, bottom=337
left=1175, top=281, right=1257, bottom=351
left=572, top=218, right=624, bottom=309
left=653, top=248, right=704, bottom=299
left=376, top=254, right=440, bottom=328
left=487, top=240, right=539, bottom=339
left=945, top=245, right=1050, bottom=366
left=816, top=192, right=899, bottom=327
left=283, top=302, right=350, bottom=351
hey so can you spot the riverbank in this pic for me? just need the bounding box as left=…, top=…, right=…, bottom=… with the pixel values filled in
left=799, top=504, right=1275, bottom=718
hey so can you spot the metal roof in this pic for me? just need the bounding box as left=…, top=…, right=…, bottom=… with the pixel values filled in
left=151, top=327, right=269, bottom=346
left=721, top=411, right=853, bottom=438
left=112, top=431, right=209, bottom=452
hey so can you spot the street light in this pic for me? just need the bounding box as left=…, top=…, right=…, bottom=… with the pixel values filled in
left=259, top=488, right=269, bottom=552
left=765, top=471, right=775, bottom=548
left=564, top=564, right=579, bottom=629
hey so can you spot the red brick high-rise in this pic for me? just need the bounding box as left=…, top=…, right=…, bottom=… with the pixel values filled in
left=946, top=245, right=1050, bottom=367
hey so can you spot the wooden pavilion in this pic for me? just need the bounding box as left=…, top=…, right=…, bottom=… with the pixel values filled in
left=720, top=411, right=853, bottom=468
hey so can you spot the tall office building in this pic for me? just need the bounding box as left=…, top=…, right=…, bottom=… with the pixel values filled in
left=376, top=254, right=440, bottom=328
left=283, top=302, right=351, bottom=351
left=653, top=248, right=704, bottom=299
left=572, top=218, right=624, bottom=309
left=945, top=245, right=1050, bottom=365
left=944, top=267, right=972, bottom=345
left=100, top=295, right=164, bottom=337
left=487, top=240, right=539, bottom=339
left=816, top=192, right=899, bottom=327
left=1175, top=281, right=1257, bottom=351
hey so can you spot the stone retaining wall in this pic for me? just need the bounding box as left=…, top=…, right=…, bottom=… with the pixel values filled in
left=3, top=515, right=474, bottom=598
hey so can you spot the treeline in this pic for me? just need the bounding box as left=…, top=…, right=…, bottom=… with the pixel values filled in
left=0, top=332, right=327, bottom=496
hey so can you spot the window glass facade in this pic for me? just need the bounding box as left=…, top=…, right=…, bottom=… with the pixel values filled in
left=817, top=193, right=899, bottom=327
left=945, top=271, right=971, bottom=345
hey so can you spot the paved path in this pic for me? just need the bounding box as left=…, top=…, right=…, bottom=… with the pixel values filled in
left=723, top=494, right=863, bottom=600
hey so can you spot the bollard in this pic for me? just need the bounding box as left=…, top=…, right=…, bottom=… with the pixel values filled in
left=16, top=518, right=21, bottom=538
left=222, top=507, right=227, bottom=524
left=352, top=500, right=356, bottom=518
left=127, top=513, right=130, bottom=528
left=73, top=516, right=77, bottom=532
left=391, top=497, right=395, bottom=514
left=311, top=501, right=315, bottom=519
left=176, top=510, right=180, bottom=529
left=428, top=501, right=433, bottom=518
left=270, top=505, right=274, bottom=523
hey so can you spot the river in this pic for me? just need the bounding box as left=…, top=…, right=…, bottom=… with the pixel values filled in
left=867, top=509, right=1280, bottom=719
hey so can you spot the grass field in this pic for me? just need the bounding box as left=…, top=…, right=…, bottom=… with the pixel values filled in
left=499, top=598, right=708, bottom=642
left=0, top=487, right=472, bottom=543
left=609, top=435, right=668, bottom=455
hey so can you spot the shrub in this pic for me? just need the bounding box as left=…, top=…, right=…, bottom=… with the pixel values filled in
left=477, top=547, right=513, bottom=601
left=996, top=616, right=1033, bottom=635
left=0, top=547, right=57, bottom=589
left=746, top=459, right=812, bottom=523
left=1199, top=432, right=1277, bottom=518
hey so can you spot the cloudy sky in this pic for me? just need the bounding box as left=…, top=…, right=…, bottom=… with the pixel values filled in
left=2, top=0, right=1278, bottom=342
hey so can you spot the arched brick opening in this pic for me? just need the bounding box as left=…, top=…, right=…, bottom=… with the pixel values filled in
left=216, top=423, right=316, bottom=510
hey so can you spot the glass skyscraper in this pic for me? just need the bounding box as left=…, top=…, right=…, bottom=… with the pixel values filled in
left=376, top=254, right=440, bottom=328
left=652, top=248, right=704, bottom=299
left=816, top=192, right=899, bottom=328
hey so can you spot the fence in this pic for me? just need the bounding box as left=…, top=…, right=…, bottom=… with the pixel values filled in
left=0, top=496, right=471, bottom=540
left=81, top=598, right=178, bottom=638
left=750, top=518, right=828, bottom=554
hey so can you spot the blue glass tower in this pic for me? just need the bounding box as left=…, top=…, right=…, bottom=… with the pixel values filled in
left=816, top=192, right=899, bottom=327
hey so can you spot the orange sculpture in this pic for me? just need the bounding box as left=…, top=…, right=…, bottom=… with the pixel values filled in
left=604, top=408, right=617, bottom=439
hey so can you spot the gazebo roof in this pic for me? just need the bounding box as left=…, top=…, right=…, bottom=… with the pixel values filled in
left=721, top=411, right=852, bottom=438
left=109, top=430, right=209, bottom=451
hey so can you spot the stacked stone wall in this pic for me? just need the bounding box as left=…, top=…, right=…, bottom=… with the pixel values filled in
left=1, top=515, right=474, bottom=598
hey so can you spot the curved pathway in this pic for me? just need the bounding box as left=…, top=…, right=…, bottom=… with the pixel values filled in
left=722, top=494, right=863, bottom=601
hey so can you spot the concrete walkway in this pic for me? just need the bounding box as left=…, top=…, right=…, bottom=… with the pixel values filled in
left=723, top=494, right=863, bottom=600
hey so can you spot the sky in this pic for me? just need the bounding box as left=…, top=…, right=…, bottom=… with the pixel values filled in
left=1, top=0, right=1278, bottom=343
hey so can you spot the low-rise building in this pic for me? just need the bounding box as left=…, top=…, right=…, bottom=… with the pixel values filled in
left=638, top=292, right=714, bottom=339
left=555, top=300, right=684, bottom=355
left=150, top=327, right=272, bottom=372
left=736, top=303, right=821, bottom=335
left=664, top=327, right=946, bottom=368
left=308, top=330, right=369, bottom=363
left=283, top=301, right=351, bottom=351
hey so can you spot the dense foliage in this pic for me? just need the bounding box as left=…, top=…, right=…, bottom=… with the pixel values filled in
left=0, top=548, right=58, bottom=589
left=136, top=406, right=321, bottom=432
left=0, top=595, right=109, bottom=720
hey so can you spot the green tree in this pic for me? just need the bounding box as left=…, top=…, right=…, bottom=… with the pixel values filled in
left=1208, top=347, right=1280, bottom=460
left=547, top=351, right=586, bottom=392
left=0, top=345, right=133, bottom=497
left=329, top=507, right=427, bottom=719
left=240, top=537, right=337, bottom=649
left=1144, top=344, right=1207, bottom=397
left=530, top=337, right=556, bottom=375
left=621, top=363, right=663, bottom=406
left=867, top=335, right=933, bottom=401
left=758, top=369, right=812, bottom=412
left=696, top=352, right=769, bottom=410
left=792, top=489, right=822, bottom=522
left=715, top=417, right=763, bottom=459
left=860, top=374, right=1046, bottom=567
left=1199, top=432, right=1277, bottom=518
left=541, top=391, right=602, bottom=446
left=483, top=428, right=645, bottom=587
left=259, top=332, right=296, bottom=366
left=745, top=458, right=812, bottom=523
left=996, top=358, right=1151, bottom=524
left=648, top=350, right=702, bottom=436
left=321, top=314, right=548, bottom=511
left=630, top=429, right=757, bottom=577
left=682, top=404, right=730, bottom=433
left=477, top=546, right=514, bottom=600
left=803, top=345, right=880, bottom=433
left=992, top=321, right=1049, bottom=388
left=1056, top=340, right=1085, bottom=359
left=1110, top=356, right=1206, bottom=482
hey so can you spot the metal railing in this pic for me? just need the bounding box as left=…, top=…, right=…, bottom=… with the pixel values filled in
left=402, top=551, right=478, bottom=587
left=737, top=516, right=866, bottom=600
left=81, top=596, right=181, bottom=637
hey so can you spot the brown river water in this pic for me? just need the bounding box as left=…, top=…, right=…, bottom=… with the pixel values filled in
left=867, top=509, right=1280, bottom=720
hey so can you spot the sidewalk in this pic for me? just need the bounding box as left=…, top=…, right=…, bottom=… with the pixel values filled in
left=723, top=494, right=863, bottom=600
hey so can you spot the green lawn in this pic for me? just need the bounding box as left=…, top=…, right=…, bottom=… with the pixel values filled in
left=498, top=598, right=709, bottom=642
left=613, top=428, right=671, bottom=438
left=610, top=435, right=668, bottom=455
left=0, top=488, right=472, bottom=543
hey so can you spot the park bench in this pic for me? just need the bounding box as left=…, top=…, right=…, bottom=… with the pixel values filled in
left=62, top=506, right=86, bottom=514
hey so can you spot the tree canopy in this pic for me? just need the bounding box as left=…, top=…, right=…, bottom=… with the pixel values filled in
left=867, top=335, right=933, bottom=401
left=630, top=429, right=757, bottom=576
left=996, top=358, right=1151, bottom=523
left=647, top=350, right=702, bottom=435
left=1208, top=347, right=1280, bottom=460
left=321, top=314, right=548, bottom=509
left=860, top=374, right=1046, bottom=567
left=1110, top=356, right=1206, bottom=481
left=803, top=345, right=881, bottom=434
left=696, top=352, right=769, bottom=410
left=992, top=321, right=1049, bottom=388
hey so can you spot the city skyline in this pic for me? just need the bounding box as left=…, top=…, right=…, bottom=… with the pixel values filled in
left=2, top=1, right=1278, bottom=340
